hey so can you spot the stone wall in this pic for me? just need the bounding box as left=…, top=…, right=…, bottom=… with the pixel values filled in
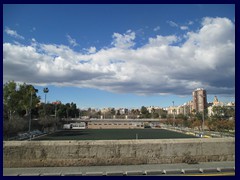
left=3, top=138, right=235, bottom=168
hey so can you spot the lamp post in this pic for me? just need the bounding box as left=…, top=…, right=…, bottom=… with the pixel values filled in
left=202, top=108, right=205, bottom=136
left=52, top=101, right=60, bottom=120
left=29, top=88, right=38, bottom=140
left=52, top=101, right=60, bottom=131
left=172, top=101, right=175, bottom=127
left=43, top=87, right=49, bottom=116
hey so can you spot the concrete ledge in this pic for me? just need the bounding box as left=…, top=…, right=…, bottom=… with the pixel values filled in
left=202, top=168, right=219, bottom=173
left=164, top=169, right=182, bottom=174
left=85, top=172, right=104, bottom=176
left=20, top=173, right=40, bottom=176
left=106, top=171, right=124, bottom=176
left=181, top=168, right=202, bottom=174
left=41, top=172, right=62, bottom=176
left=218, top=167, right=235, bottom=172
left=145, top=170, right=163, bottom=175
left=62, top=172, right=83, bottom=176
left=4, top=174, right=19, bottom=176
left=3, top=163, right=235, bottom=176
left=125, top=170, right=144, bottom=176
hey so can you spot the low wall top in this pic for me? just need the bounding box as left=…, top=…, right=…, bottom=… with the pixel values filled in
left=3, top=137, right=235, bottom=146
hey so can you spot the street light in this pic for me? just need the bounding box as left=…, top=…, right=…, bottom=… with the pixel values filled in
left=29, top=88, right=38, bottom=140
left=43, top=87, right=49, bottom=116
left=52, top=101, right=60, bottom=120
left=52, top=101, right=60, bottom=131
left=172, top=101, right=175, bottom=127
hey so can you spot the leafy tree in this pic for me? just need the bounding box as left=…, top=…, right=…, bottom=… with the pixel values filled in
left=190, top=119, right=202, bottom=131
left=116, top=110, right=121, bottom=116
left=152, top=112, right=159, bottom=118
left=195, top=112, right=203, bottom=121
left=3, top=81, right=19, bottom=121
left=44, top=103, right=55, bottom=116
left=18, top=83, right=40, bottom=116
left=140, top=106, right=150, bottom=118
left=140, top=106, right=148, bottom=115
left=110, top=108, right=116, bottom=116
left=165, top=118, right=174, bottom=125
left=175, top=119, right=183, bottom=127
left=212, top=106, right=235, bottom=120
left=38, top=116, right=58, bottom=132
left=52, top=102, right=79, bottom=119
left=3, top=81, right=40, bottom=120
left=3, top=81, right=41, bottom=138
left=70, top=102, right=79, bottom=118
left=3, top=115, right=28, bottom=139
left=159, top=109, right=167, bottom=119
left=226, top=107, right=235, bottom=120
left=57, top=104, right=68, bottom=118
left=182, top=119, right=191, bottom=128
left=176, top=114, right=188, bottom=121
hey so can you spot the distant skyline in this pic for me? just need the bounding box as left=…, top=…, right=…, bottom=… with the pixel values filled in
left=3, top=4, right=235, bottom=108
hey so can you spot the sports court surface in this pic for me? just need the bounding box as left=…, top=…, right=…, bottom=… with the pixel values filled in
left=34, top=129, right=197, bottom=140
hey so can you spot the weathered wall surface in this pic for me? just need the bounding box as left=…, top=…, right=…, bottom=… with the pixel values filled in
left=3, top=138, right=235, bottom=168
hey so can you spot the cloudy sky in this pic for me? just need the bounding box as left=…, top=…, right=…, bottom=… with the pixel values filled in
left=3, top=4, right=235, bottom=109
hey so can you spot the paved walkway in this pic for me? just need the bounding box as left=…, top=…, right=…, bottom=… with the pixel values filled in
left=4, top=161, right=235, bottom=176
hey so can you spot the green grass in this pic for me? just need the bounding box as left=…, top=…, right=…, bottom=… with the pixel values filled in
left=34, top=129, right=197, bottom=140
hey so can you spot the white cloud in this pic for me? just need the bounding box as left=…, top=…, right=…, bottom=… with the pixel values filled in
left=84, top=46, right=97, bottom=54
left=88, top=46, right=97, bottom=54
left=66, top=34, right=78, bottom=47
left=3, top=17, right=235, bottom=96
left=188, top=20, right=194, bottom=25
left=153, top=26, right=160, bottom=31
left=111, top=30, right=135, bottom=49
left=180, top=26, right=188, bottom=30
left=167, top=20, right=178, bottom=27
left=147, top=35, right=178, bottom=47
left=5, top=27, right=24, bottom=40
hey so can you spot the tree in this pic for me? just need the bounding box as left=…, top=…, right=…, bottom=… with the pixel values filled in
left=3, top=81, right=41, bottom=138
left=70, top=102, right=78, bottom=118
left=38, top=116, right=57, bottom=133
left=3, top=115, right=28, bottom=139
left=175, top=119, right=183, bottom=127
left=152, top=112, right=159, bottom=119
left=176, top=114, right=188, bottom=121
left=18, top=83, right=40, bottom=116
left=212, top=106, right=235, bottom=120
left=226, top=107, right=235, bottom=120
left=140, top=106, right=150, bottom=118
left=159, top=109, right=167, bottom=119
left=110, top=108, right=116, bottom=116
left=195, top=112, right=203, bottom=121
left=141, top=106, right=148, bottom=115
left=3, top=81, right=40, bottom=119
left=191, top=119, right=201, bottom=131
left=3, top=81, right=19, bottom=121
left=182, top=119, right=191, bottom=128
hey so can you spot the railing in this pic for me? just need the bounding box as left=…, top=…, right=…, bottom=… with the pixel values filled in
left=61, top=118, right=166, bottom=122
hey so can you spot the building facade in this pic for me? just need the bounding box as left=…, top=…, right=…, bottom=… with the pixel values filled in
left=192, top=88, right=207, bottom=113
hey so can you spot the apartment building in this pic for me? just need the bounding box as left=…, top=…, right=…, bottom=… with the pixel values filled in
left=192, top=88, right=207, bottom=113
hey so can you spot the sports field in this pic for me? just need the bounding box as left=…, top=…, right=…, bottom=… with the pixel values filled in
left=34, top=129, right=197, bottom=140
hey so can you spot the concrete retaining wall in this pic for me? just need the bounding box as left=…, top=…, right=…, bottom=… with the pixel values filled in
left=3, top=138, right=235, bottom=168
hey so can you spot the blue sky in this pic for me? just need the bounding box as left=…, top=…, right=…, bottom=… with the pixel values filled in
left=3, top=4, right=235, bottom=109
